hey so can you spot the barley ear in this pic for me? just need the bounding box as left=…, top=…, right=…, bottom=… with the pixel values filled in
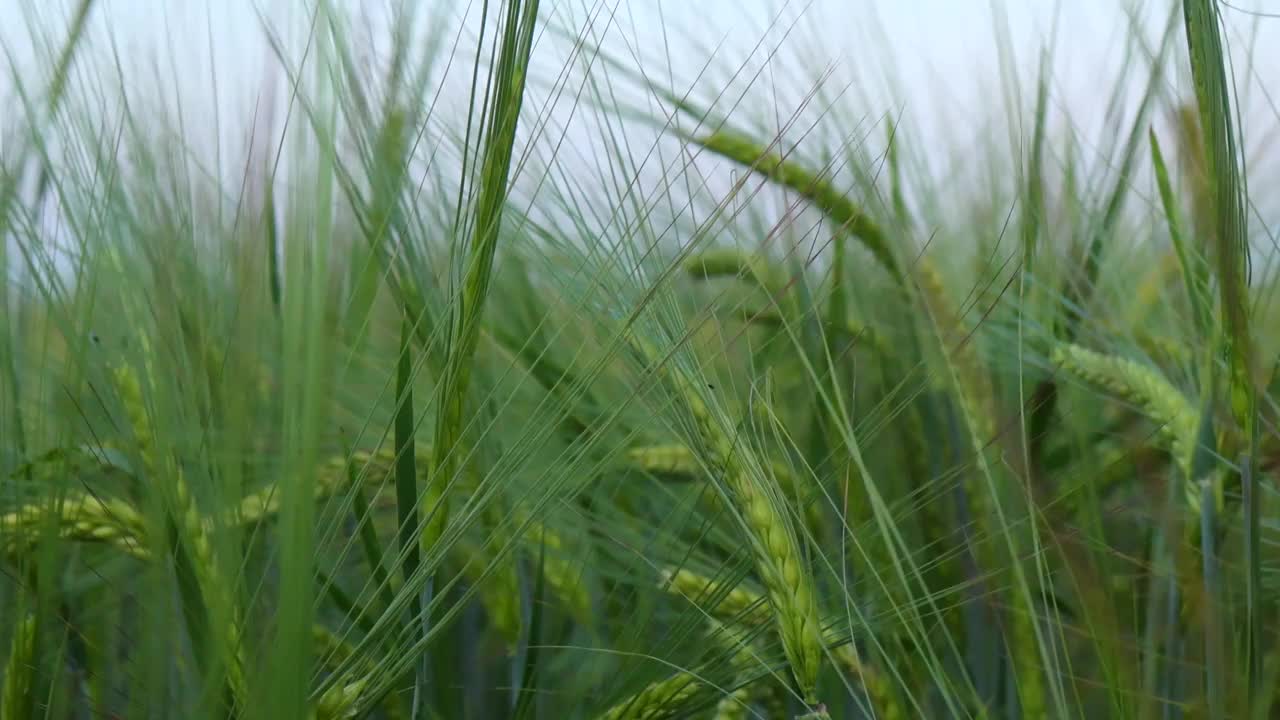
left=1, top=614, right=36, bottom=720
left=685, top=128, right=899, bottom=282
left=522, top=516, right=591, bottom=623
left=683, top=247, right=787, bottom=296
left=111, top=362, right=248, bottom=709
left=627, top=331, right=823, bottom=705
left=659, top=567, right=769, bottom=626
left=596, top=650, right=742, bottom=720
left=833, top=646, right=904, bottom=720
left=2, top=492, right=149, bottom=560
left=455, top=535, right=522, bottom=645
left=1051, top=343, right=1199, bottom=472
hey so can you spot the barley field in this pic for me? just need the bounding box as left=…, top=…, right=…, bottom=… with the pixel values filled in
left=2, top=1, right=1279, bottom=718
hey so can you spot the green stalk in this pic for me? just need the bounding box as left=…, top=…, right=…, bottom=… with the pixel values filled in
left=1181, top=1, right=1258, bottom=704
left=393, top=316, right=426, bottom=714
left=1147, top=130, right=1212, bottom=342
left=423, top=0, right=541, bottom=550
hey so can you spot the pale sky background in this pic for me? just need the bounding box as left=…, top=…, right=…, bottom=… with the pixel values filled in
left=4, top=1, right=1279, bottom=140
left=2, top=0, right=1279, bottom=239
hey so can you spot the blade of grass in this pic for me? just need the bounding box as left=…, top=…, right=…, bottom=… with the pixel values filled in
left=1181, top=2, right=1259, bottom=707
left=422, top=0, right=541, bottom=555
left=393, top=315, right=427, bottom=716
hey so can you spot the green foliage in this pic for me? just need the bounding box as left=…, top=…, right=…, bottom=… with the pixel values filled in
left=1, top=2, right=1278, bottom=719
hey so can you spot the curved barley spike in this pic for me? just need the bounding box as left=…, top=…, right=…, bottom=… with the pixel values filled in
left=1, top=614, right=36, bottom=720
left=710, top=684, right=753, bottom=720
left=706, top=619, right=761, bottom=720
left=627, top=331, right=824, bottom=705
left=1051, top=343, right=1199, bottom=473
left=833, top=645, right=904, bottom=720
left=521, top=516, right=591, bottom=623
left=627, top=444, right=702, bottom=476
left=595, top=671, right=706, bottom=720
left=659, top=567, right=770, bottom=626
left=312, top=676, right=370, bottom=720
left=111, top=362, right=249, bottom=711
left=595, top=618, right=755, bottom=720
left=309, top=626, right=404, bottom=720
left=455, top=534, right=522, bottom=646
left=683, top=247, right=787, bottom=297
left=1, top=492, right=149, bottom=560
left=684, top=130, right=899, bottom=282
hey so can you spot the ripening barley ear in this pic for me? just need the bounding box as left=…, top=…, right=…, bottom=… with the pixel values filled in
left=592, top=621, right=758, bottom=720
left=710, top=683, right=753, bottom=720
left=595, top=669, right=707, bottom=720
left=683, top=247, right=788, bottom=298
left=1050, top=343, right=1199, bottom=473
left=627, top=444, right=703, bottom=476
left=626, top=330, right=824, bottom=707
left=453, top=526, right=522, bottom=647
left=705, top=619, right=766, bottom=720
left=1, top=614, right=36, bottom=720
left=832, top=646, right=904, bottom=720
left=682, top=128, right=900, bottom=283
left=659, top=566, right=771, bottom=626
left=308, top=625, right=403, bottom=720
left=110, top=360, right=249, bottom=711
left=519, top=515, right=592, bottom=623
left=912, top=255, right=996, bottom=442
left=1, top=492, right=149, bottom=560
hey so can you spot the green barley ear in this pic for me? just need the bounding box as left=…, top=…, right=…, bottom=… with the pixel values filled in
left=521, top=517, right=591, bottom=623
left=833, top=646, right=904, bottom=720
left=313, top=676, right=371, bottom=720
left=111, top=361, right=248, bottom=711
left=423, top=0, right=541, bottom=555
left=1, top=492, right=149, bottom=560
left=1, top=614, right=36, bottom=720
left=1051, top=343, right=1199, bottom=472
left=595, top=671, right=706, bottom=720
left=684, top=128, right=899, bottom=282
left=711, top=684, right=753, bottom=720
left=454, top=531, right=522, bottom=646
left=659, top=566, right=770, bottom=626
left=1182, top=1, right=1261, bottom=696
left=683, top=247, right=787, bottom=296
left=594, top=620, right=757, bottom=720
left=309, top=626, right=402, bottom=720
left=627, top=444, right=702, bottom=476
left=627, top=331, right=823, bottom=705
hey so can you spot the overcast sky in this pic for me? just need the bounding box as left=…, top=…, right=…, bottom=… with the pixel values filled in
left=2, top=1, right=1279, bottom=222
